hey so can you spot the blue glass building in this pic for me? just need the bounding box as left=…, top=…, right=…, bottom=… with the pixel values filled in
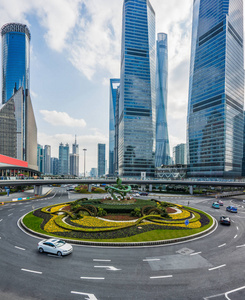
left=1, top=23, right=30, bottom=104
left=58, top=143, right=69, bottom=175
left=118, top=0, right=156, bottom=177
left=187, top=0, right=244, bottom=178
left=98, top=143, right=106, bottom=177
left=109, top=79, right=120, bottom=176
left=155, top=33, right=170, bottom=167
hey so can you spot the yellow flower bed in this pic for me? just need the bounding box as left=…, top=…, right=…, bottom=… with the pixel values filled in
left=49, top=205, right=67, bottom=213
left=163, top=221, right=202, bottom=229
left=170, top=209, right=191, bottom=220
left=44, top=215, right=71, bottom=233
left=71, top=216, right=136, bottom=228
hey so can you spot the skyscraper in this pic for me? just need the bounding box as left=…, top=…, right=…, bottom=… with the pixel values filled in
left=109, top=78, right=120, bottom=176
left=155, top=33, right=170, bottom=167
left=187, top=0, right=244, bottom=178
left=1, top=23, right=37, bottom=170
left=44, top=145, right=51, bottom=174
left=98, top=143, right=106, bottom=177
left=173, top=143, right=187, bottom=165
left=118, top=0, right=156, bottom=177
left=58, top=143, right=69, bottom=175
left=37, top=144, right=44, bottom=173
left=1, top=23, right=30, bottom=104
left=70, top=137, right=79, bottom=177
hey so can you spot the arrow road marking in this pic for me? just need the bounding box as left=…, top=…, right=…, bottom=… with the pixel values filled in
left=94, top=266, right=121, bottom=271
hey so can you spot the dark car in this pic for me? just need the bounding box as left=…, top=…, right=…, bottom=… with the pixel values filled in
left=220, top=216, right=231, bottom=225
left=140, top=192, right=148, bottom=196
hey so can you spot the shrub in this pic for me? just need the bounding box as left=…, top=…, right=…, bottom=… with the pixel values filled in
left=97, top=207, right=107, bottom=217
left=131, top=207, right=142, bottom=218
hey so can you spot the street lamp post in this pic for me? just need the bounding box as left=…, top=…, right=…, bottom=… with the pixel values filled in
left=83, top=149, right=87, bottom=178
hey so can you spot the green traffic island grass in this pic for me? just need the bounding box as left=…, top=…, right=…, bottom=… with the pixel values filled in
left=22, top=199, right=214, bottom=243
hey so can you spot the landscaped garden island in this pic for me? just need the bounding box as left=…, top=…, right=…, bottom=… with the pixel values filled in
left=22, top=196, right=214, bottom=244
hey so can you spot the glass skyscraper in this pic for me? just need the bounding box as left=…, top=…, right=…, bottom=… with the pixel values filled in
left=1, top=23, right=30, bottom=104
left=58, top=143, right=69, bottom=175
left=118, top=0, right=156, bottom=177
left=187, top=0, right=244, bottom=178
left=98, top=143, right=106, bottom=177
left=155, top=33, right=170, bottom=167
left=109, top=78, right=120, bottom=176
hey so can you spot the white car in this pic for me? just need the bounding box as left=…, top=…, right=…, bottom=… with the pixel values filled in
left=38, top=239, right=73, bottom=256
left=133, top=193, right=140, bottom=197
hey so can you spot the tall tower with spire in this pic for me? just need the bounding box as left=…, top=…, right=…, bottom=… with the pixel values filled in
left=70, top=136, right=79, bottom=176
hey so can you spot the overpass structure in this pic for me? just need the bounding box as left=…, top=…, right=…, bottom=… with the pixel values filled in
left=0, top=178, right=244, bottom=195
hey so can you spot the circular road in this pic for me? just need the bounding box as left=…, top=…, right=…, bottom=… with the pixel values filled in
left=0, top=187, right=245, bottom=300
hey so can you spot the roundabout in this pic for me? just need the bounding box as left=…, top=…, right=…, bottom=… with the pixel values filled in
left=1, top=187, right=245, bottom=299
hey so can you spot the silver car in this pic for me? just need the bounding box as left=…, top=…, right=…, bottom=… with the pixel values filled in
left=37, top=239, right=73, bottom=256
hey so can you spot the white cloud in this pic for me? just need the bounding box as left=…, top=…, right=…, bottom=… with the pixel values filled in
left=40, top=110, right=86, bottom=128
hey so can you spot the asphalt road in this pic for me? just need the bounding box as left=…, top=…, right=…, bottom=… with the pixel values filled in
left=0, top=187, right=245, bottom=299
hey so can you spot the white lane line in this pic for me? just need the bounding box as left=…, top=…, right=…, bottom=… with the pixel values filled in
left=234, top=235, right=238, bottom=239
left=8, top=213, right=13, bottom=216
left=190, top=252, right=202, bottom=256
left=150, top=275, right=173, bottom=279
left=231, top=220, right=235, bottom=223
left=80, top=277, right=105, bottom=280
left=209, top=264, right=226, bottom=271
left=0, top=219, right=2, bottom=222
left=143, top=258, right=160, bottom=261
left=15, top=246, right=25, bottom=251
left=218, top=243, right=226, bottom=248
left=94, top=266, right=121, bottom=271
left=93, top=259, right=111, bottom=262
left=0, top=237, right=1, bottom=239
left=20, top=209, right=25, bottom=211
left=236, top=226, right=239, bottom=230
left=21, top=268, right=42, bottom=274
left=236, top=244, right=245, bottom=248
left=71, top=292, right=98, bottom=299
left=225, top=285, right=245, bottom=300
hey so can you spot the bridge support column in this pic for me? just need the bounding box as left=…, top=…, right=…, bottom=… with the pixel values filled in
left=34, top=185, right=43, bottom=196
left=88, top=184, right=92, bottom=192
left=141, top=185, right=146, bottom=191
left=149, top=184, right=152, bottom=192
left=189, top=186, right=193, bottom=195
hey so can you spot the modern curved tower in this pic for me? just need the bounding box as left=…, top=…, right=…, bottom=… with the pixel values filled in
left=155, top=33, right=170, bottom=167
left=1, top=23, right=30, bottom=104
left=187, top=0, right=244, bottom=178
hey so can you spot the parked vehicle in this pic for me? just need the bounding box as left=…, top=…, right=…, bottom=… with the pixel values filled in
left=38, top=239, right=73, bottom=256
left=226, top=206, right=237, bottom=213
left=140, top=192, right=148, bottom=196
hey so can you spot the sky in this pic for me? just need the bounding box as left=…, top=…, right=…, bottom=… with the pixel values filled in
left=0, top=0, right=194, bottom=174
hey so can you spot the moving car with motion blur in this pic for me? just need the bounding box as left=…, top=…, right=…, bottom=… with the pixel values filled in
left=217, top=199, right=223, bottom=206
left=38, top=239, right=73, bottom=256
left=212, top=202, right=220, bottom=209
left=226, top=206, right=237, bottom=213
left=220, top=216, right=231, bottom=225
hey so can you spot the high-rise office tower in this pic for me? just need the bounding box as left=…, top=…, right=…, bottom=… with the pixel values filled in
left=51, top=157, right=59, bottom=176
left=118, top=0, right=156, bottom=177
left=155, top=33, right=170, bottom=167
left=109, top=79, right=120, bottom=176
left=58, top=143, right=69, bottom=175
left=1, top=23, right=37, bottom=170
left=44, top=145, right=51, bottom=174
left=98, top=143, right=106, bottom=177
left=37, top=144, right=44, bottom=173
left=173, top=143, right=187, bottom=165
left=187, top=0, right=244, bottom=177
left=70, top=137, right=79, bottom=177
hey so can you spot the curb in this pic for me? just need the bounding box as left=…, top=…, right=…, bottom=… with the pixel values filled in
left=19, top=212, right=217, bottom=248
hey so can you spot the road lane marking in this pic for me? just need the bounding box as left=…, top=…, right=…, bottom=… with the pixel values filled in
left=93, top=259, right=111, bottom=262
left=71, top=291, right=98, bottom=300
left=236, top=226, right=239, bottom=230
left=190, top=252, right=202, bottom=256
left=94, top=266, right=121, bottom=271
left=20, top=209, right=25, bottom=211
left=21, top=268, right=42, bottom=274
left=225, top=285, right=245, bottom=300
left=80, top=277, right=105, bottom=280
left=209, top=264, right=226, bottom=271
left=143, top=258, right=160, bottom=261
left=234, top=234, right=238, bottom=239
left=15, top=246, right=25, bottom=251
left=0, top=219, right=2, bottom=222
left=8, top=213, right=13, bottom=216
left=150, top=275, right=173, bottom=279
left=236, top=244, right=245, bottom=248
left=231, top=220, right=235, bottom=223
left=218, top=243, right=226, bottom=248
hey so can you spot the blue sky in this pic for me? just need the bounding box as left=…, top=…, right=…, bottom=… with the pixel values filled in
left=0, top=0, right=194, bottom=173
